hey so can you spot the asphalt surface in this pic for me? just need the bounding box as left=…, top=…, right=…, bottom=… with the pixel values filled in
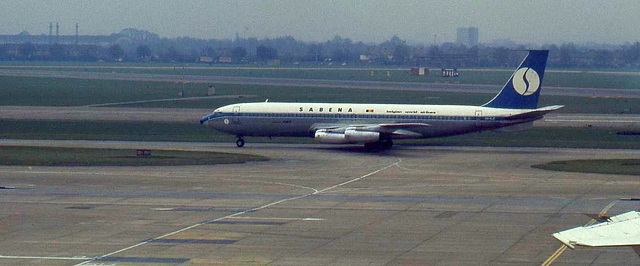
left=0, top=140, right=639, bottom=265
left=0, top=68, right=639, bottom=98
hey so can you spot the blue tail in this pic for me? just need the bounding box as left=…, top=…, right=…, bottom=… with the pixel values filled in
left=483, top=50, right=548, bottom=109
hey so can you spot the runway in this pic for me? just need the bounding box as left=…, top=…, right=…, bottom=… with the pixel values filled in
left=0, top=140, right=639, bottom=265
left=1, top=106, right=638, bottom=129
left=1, top=68, right=639, bottom=98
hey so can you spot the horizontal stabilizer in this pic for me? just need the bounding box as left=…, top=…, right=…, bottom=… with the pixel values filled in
left=506, top=105, right=564, bottom=120
left=553, top=211, right=640, bottom=249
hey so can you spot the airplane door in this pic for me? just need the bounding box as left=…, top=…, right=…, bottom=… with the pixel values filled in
left=475, top=110, right=482, bottom=126
left=232, top=106, right=240, bottom=123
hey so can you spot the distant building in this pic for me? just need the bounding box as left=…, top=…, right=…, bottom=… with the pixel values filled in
left=218, top=56, right=232, bottom=63
left=0, top=32, right=117, bottom=46
left=199, top=57, right=213, bottom=63
left=0, top=28, right=158, bottom=47
left=456, top=27, right=479, bottom=47
left=359, top=54, right=371, bottom=64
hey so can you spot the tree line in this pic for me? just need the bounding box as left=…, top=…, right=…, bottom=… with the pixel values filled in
left=1, top=29, right=640, bottom=68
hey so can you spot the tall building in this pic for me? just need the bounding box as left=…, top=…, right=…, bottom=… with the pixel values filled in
left=456, top=27, right=479, bottom=47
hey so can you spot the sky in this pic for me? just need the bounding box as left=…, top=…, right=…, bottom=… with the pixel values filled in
left=1, top=0, right=639, bottom=45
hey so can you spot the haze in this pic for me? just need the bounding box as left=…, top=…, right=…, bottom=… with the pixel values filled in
left=2, top=0, right=639, bottom=45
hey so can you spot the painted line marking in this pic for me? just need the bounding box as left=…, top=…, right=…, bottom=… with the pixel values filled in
left=0, top=255, right=91, bottom=260
left=213, top=177, right=319, bottom=194
left=151, top=239, right=237, bottom=244
left=541, top=200, right=617, bottom=266
left=231, top=216, right=325, bottom=221
left=207, top=220, right=285, bottom=225
left=541, top=245, right=568, bottom=266
left=314, top=159, right=399, bottom=195
left=272, top=181, right=319, bottom=194
left=73, top=159, right=399, bottom=266
left=152, top=208, right=174, bottom=211
left=96, top=256, right=189, bottom=263
left=156, top=207, right=255, bottom=213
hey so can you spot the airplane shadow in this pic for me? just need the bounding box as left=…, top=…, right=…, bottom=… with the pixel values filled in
left=306, top=145, right=427, bottom=157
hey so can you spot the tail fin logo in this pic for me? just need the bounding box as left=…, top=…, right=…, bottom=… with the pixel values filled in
left=512, top=67, right=540, bottom=96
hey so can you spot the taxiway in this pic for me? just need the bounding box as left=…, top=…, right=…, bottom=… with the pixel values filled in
left=1, top=68, right=639, bottom=98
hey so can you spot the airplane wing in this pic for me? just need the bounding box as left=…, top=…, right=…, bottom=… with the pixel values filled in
left=552, top=211, right=640, bottom=249
left=368, top=123, right=429, bottom=138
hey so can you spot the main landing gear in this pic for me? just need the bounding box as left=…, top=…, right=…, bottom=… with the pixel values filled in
left=364, top=140, right=393, bottom=151
left=235, top=136, right=245, bottom=147
left=381, top=140, right=393, bottom=149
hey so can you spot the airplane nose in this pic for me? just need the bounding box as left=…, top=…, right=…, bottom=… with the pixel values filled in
left=200, top=115, right=209, bottom=125
left=200, top=114, right=222, bottom=130
left=200, top=112, right=216, bottom=125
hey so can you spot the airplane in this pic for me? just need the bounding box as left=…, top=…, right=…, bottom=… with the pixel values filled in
left=200, top=50, right=563, bottom=148
left=553, top=210, right=640, bottom=257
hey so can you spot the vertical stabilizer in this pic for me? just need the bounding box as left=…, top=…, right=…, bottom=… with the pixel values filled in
left=483, top=50, right=548, bottom=109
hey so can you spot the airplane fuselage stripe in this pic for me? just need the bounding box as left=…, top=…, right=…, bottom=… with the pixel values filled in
left=201, top=112, right=522, bottom=124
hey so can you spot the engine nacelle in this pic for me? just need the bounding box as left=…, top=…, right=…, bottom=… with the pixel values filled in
left=315, top=130, right=351, bottom=144
left=314, top=128, right=380, bottom=144
left=344, top=129, right=380, bottom=143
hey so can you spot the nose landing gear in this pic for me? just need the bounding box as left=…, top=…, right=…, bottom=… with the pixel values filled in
left=235, top=137, right=245, bottom=147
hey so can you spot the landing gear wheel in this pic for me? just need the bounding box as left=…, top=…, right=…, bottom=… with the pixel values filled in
left=381, top=140, right=394, bottom=149
left=364, top=142, right=378, bottom=151
left=236, top=138, right=245, bottom=147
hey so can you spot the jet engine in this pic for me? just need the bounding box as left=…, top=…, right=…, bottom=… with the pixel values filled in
left=314, top=128, right=380, bottom=144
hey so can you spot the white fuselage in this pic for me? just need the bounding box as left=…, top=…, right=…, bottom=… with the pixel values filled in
left=201, top=102, right=540, bottom=141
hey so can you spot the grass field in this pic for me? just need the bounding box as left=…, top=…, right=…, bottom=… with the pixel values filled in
left=2, top=120, right=639, bottom=149
left=1, top=76, right=638, bottom=113
left=0, top=146, right=267, bottom=166
left=532, top=159, right=640, bottom=176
